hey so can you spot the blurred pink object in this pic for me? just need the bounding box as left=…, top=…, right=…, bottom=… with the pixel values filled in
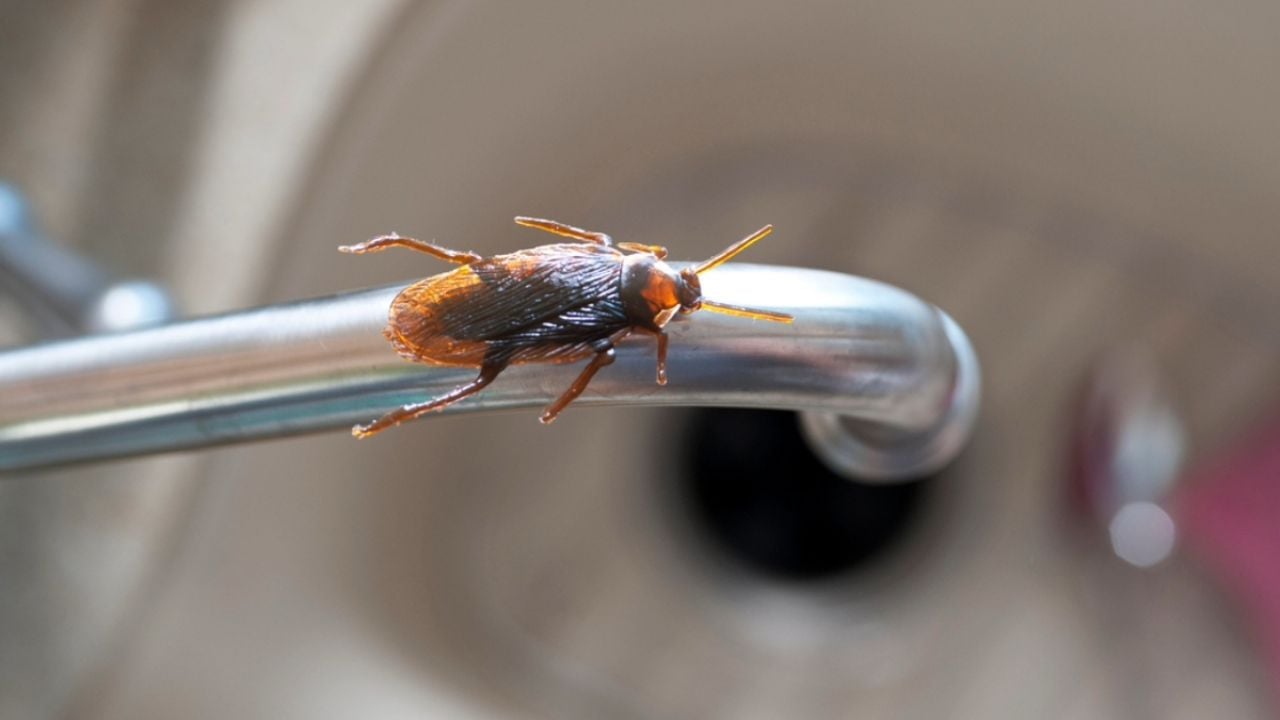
left=1178, top=414, right=1280, bottom=713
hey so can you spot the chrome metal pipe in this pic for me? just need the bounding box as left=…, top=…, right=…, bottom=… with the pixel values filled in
left=0, top=183, right=176, bottom=337
left=0, top=265, right=979, bottom=478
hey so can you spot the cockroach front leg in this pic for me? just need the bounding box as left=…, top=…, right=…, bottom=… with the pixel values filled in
left=514, top=217, right=613, bottom=246
left=654, top=331, right=668, bottom=385
left=540, top=331, right=631, bottom=424
left=339, top=233, right=482, bottom=264
left=352, top=362, right=506, bottom=438
left=631, top=328, right=668, bottom=385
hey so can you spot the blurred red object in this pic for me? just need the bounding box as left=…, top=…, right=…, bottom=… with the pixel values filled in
left=1178, top=413, right=1280, bottom=714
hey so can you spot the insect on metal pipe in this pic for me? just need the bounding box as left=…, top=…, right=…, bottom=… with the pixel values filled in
left=339, top=217, right=793, bottom=437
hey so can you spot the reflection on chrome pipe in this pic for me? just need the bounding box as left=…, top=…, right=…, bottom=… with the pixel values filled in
left=0, top=264, right=979, bottom=478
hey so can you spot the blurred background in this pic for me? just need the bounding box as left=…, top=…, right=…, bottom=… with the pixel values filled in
left=2, top=1, right=1279, bottom=718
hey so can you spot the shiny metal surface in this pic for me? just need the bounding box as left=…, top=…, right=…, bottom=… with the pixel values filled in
left=0, top=263, right=979, bottom=477
left=0, top=183, right=176, bottom=337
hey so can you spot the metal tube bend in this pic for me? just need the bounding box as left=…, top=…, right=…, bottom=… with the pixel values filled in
left=0, top=264, right=979, bottom=478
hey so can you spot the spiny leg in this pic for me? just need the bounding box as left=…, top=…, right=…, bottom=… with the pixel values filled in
left=352, top=362, right=505, bottom=438
left=618, top=242, right=668, bottom=259
left=339, top=233, right=482, bottom=264
left=514, top=216, right=613, bottom=246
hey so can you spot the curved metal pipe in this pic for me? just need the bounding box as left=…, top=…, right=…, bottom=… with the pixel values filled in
left=0, top=185, right=177, bottom=337
left=0, top=264, right=979, bottom=478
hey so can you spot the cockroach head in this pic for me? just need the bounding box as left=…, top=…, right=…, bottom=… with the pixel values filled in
left=677, top=267, right=702, bottom=314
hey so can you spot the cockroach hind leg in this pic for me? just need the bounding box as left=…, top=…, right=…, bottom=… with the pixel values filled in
left=351, top=364, right=504, bottom=438
left=339, top=234, right=481, bottom=264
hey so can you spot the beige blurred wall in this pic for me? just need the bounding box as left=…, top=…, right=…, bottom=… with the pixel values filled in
left=2, top=2, right=1278, bottom=719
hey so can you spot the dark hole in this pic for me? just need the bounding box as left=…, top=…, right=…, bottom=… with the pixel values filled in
left=678, top=408, right=932, bottom=582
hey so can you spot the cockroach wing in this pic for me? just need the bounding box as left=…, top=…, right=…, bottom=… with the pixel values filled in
left=387, top=243, right=631, bottom=367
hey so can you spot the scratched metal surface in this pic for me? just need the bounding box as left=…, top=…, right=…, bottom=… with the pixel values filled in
left=3, top=1, right=1279, bottom=718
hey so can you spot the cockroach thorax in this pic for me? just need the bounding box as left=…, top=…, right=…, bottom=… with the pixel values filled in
left=621, top=254, right=698, bottom=330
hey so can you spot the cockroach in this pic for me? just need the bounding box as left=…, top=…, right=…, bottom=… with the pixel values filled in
left=339, top=216, right=793, bottom=438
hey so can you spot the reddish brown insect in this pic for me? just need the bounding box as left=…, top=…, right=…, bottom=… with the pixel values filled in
left=340, top=216, right=792, bottom=438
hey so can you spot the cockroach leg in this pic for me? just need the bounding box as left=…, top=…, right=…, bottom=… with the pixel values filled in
left=514, top=216, right=613, bottom=246
left=617, top=242, right=669, bottom=259
left=352, top=362, right=505, bottom=438
left=539, top=330, right=631, bottom=424
left=339, top=233, right=482, bottom=264
left=539, top=348, right=615, bottom=424
left=654, top=331, right=668, bottom=385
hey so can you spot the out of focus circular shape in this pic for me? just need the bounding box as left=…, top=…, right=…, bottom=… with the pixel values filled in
left=1109, top=501, right=1177, bottom=568
left=86, top=281, right=174, bottom=333
left=682, top=409, right=932, bottom=581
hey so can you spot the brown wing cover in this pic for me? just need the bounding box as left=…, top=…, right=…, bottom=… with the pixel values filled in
left=386, top=243, right=629, bottom=367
